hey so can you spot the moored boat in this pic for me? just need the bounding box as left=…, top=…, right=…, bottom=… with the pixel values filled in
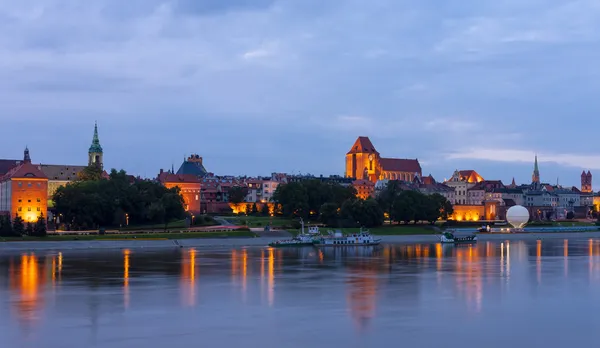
left=439, top=231, right=477, bottom=244
left=313, top=228, right=381, bottom=247
left=268, top=218, right=320, bottom=248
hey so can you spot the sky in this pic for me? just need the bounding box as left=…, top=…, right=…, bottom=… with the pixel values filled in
left=1, top=0, right=600, bottom=188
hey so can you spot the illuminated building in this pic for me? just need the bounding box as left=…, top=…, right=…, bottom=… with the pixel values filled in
left=157, top=170, right=201, bottom=213
left=352, top=179, right=375, bottom=200
left=0, top=148, right=48, bottom=222
left=345, top=136, right=422, bottom=183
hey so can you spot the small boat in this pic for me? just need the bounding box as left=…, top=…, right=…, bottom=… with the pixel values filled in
left=268, top=218, right=320, bottom=248
left=439, top=231, right=477, bottom=244
left=268, top=233, right=315, bottom=247
left=313, top=228, right=381, bottom=247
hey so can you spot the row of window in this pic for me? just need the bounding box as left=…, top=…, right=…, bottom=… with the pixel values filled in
left=17, top=182, right=42, bottom=187
left=17, top=207, right=41, bottom=212
left=18, top=198, right=41, bottom=203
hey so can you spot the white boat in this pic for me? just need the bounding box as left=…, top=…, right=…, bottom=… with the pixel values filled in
left=313, top=228, right=381, bottom=246
left=439, top=231, right=477, bottom=244
left=268, top=219, right=320, bottom=247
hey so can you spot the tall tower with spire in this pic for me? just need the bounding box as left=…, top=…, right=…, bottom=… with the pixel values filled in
left=581, top=170, right=593, bottom=193
left=532, top=155, right=540, bottom=184
left=88, top=122, right=103, bottom=168
left=23, top=146, right=31, bottom=163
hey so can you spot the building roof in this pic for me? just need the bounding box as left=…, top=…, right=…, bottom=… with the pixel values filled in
left=176, top=156, right=208, bottom=177
left=158, top=171, right=201, bottom=184
left=470, top=180, right=505, bottom=191
left=380, top=158, right=421, bottom=173
left=457, top=170, right=484, bottom=183
left=346, top=136, right=379, bottom=155
left=39, top=164, right=86, bottom=181
left=352, top=179, right=375, bottom=187
left=0, top=159, right=19, bottom=176
left=2, top=161, right=47, bottom=181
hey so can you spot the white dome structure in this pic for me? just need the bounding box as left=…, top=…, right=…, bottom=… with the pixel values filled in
left=506, top=205, right=529, bottom=228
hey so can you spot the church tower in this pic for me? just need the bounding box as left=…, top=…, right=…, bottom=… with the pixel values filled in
left=532, top=155, right=540, bottom=184
left=88, top=122, right=103, bottom=168
left=345, top=137, right=380, bottom=182
left=581, top=170, right=592, bottom=193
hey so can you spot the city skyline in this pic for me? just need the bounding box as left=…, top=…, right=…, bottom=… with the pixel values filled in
left=2, top=1, right=600, bottom=186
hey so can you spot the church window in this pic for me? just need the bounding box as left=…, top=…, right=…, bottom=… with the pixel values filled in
left=18, top=207, right=22, bottom=212
left=28, top=182, right=32, bottom=187
left=28, top=199, right=31, bottom=203
left=37, top=207, right=40, bottom=212
left=18, top=199, right=21, bottom=203
left=37, top=198, right=40, bottom=202
left=28, top=207, right=31, bottom=212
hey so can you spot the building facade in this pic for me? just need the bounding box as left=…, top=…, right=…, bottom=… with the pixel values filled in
left=157, top=170, right=202, bottom=214
left=0, top=148, right=48, bottom=222
left=345, top=136, right=421, bottom=183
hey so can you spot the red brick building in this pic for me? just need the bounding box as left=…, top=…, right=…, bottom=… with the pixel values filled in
left=157, top=170, right=201, bottom=214
left=0, top=148, right=48, bottom=223
left=352, top=179, right=375, bottom=200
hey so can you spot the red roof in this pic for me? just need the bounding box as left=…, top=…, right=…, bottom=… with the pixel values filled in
left=421, top=175, right=436, bottom=185
left=2, top=161, right=47, bottom=181
left=380, top=158, right=421, bottom=173
left=0, top=159, right=19, bottom=176
left=347, top=136, right=379, bottom=155
left=158, top=171, right=200, bottom=184
left=352, top=179, right=374, bottom=187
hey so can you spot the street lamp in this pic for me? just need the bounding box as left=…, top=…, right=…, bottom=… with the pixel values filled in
left=125, top=213, right=129, bottom=226
left=191, top=214, right=195, bottom=226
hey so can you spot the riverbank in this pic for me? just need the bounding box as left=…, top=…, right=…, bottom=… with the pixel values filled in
left=2, top=231, right=600, bottom=252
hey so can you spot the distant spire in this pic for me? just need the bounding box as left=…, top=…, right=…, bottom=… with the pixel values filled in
left=172, top=163, right=175, bottom=174
left=23, top=146, right=31, bottom=163
left=532, top=154, right=540, bottom=184
left=89, top=121, right=103, bottom=154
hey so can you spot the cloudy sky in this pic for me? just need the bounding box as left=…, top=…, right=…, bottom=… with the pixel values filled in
left=1, top=0, right=599, bottom=187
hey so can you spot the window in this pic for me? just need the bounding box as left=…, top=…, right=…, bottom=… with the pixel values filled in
left=28, top=207, right=31, bottom=212
left=18, top=182, right=22, bottom=187
left=27, top=182, right=32, bottom=187
left=18, top=199, right=22, bottom=203
left=18, top=207, right=22, bottom=212
left=37, top=198, right=40, bottom=202
left=28, top=199, right=31, bottom=203
left=195, top=195, right=199, bottom=201
left=37, top=207, right=40, bottom=212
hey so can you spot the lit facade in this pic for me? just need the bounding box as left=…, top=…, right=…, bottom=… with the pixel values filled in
left=158, top=170, right=201, bottom=214
left=345, top=136, right=421, bottom=183
left=0, top=148, right=48, bottom=223
left=352, top=179, right=375, bottom=200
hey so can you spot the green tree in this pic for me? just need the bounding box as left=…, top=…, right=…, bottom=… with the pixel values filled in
left=319, top=202, right=339, bottom=226
left=377, top=180, right=402, bottom=220
left=76, top=164, right=104, bottom=181
left=429, top=193, right=453, bottom=221
left=391, top=191, right=419, bottom=224
left=25, top=222, right=34, bottom=236
left=0, top=215, right=14, bottom=237
left=12, top=215, right=25, bottom=236
left=273, top=182, right=309, bottom=217
left=251, top=203, right=259, bottom=216
left=34, top=213, right=47, bottom=237
left=260, top=203, right=270, bottom=216
left=228, top=186, right=249, bottom=204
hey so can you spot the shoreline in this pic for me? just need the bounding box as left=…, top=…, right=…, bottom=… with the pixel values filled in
left=2, top=231, right=600, bottom=252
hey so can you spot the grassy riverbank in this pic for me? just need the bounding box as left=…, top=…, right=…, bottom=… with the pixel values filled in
left=0, top=231, right=258, bottom=242
left=226, top=216, right=297, bottom=228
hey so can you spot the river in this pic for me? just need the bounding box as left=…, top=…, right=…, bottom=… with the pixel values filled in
left=2, top=239, right=600, bottom=347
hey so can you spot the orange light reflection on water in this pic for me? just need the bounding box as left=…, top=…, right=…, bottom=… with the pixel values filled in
left=123, top=249, right=130, bottom=308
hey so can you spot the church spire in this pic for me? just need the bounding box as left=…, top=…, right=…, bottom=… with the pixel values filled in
left=23, top=146, right=31, bottom=163
left=532, top=154, right=540, bottom=184
left=88, top=122, right=104, bottom=168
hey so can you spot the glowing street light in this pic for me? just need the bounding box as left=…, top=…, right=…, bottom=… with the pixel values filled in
left=125, top=213, right=129, bottom=226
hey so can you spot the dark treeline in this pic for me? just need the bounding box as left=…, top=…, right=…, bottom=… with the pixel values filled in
left=53, top=168, right=186, bottom=230
left=272, top=180, right=453, bottom=228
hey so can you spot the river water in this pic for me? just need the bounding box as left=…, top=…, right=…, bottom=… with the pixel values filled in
left=2, top=239, right=600, bottom=348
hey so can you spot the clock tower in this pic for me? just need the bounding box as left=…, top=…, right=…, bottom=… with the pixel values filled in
left=345, top=136, right=380, bottom=182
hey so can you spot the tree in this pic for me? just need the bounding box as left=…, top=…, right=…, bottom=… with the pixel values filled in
left=319, top=202, right=339, bottom=226
left=260, top=203, right=270, bottom=216
left=12, top=215, right=25, bottom=236
left=377, top=180, right=402, bottom=220
left=566, top=211, right=575, bottom=220
left=77, top=164, right=104, bottom=181
left=228, top=186, right=249, bottom=204
left=429, top=193, right=453, bottom=221
left=25, top=222, right=34, bottom=236
left=0, top=215, right=14, bottom=237
left=251, top=203, right=259, bottom=216
left=34, top=213, right=47, bottom=237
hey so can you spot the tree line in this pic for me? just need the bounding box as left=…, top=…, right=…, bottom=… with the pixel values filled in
left=0, top=214, right=47, bottom=237
left=53, top=168, right=186, bottom=230
left=272, top=179, right=453, bottom=227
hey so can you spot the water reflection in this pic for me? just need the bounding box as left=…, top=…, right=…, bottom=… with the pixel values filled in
left=3, top=239, right=600, bottom=347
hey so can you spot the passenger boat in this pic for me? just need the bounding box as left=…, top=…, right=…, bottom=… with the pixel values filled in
left=313, top=228, right=381, bottom=247
left=268, top=219, right=320, bottom=248
left=439, top=231, right=477, bottom=244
